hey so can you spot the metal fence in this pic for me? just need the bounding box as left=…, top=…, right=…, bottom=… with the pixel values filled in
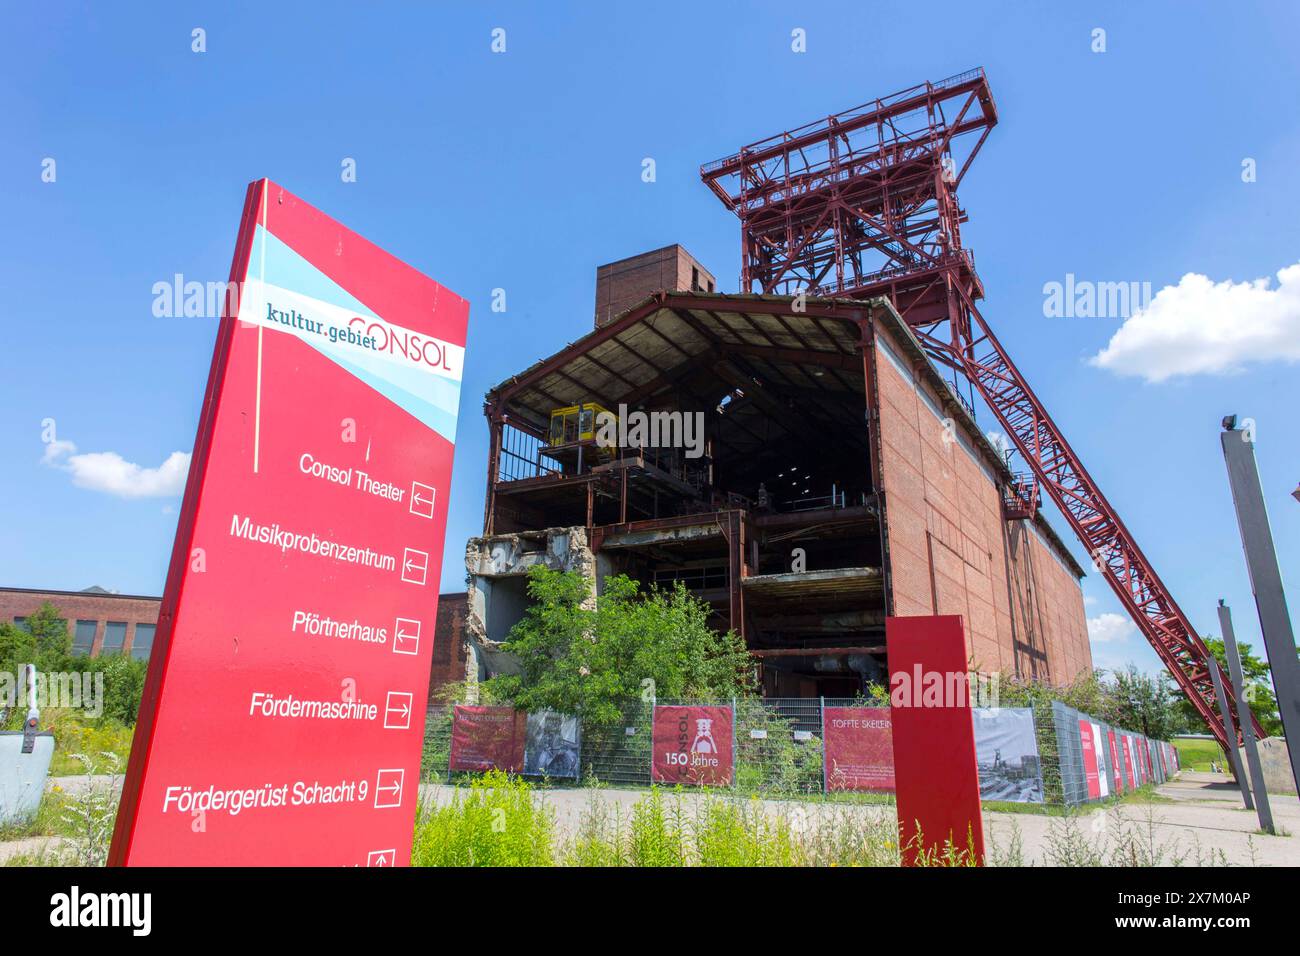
left=1051, top=700, right=1092, bottom=806
left=579, top=700, right=654, bottom=786
left=573, top=698, right=836, bottom=792
left=1050, top=701, right=1173, bottom=806
left=421, top=697, right=1175, bottom=805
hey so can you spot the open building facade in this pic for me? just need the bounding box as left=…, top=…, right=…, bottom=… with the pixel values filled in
left=456, top=250, right=1092, bottom=700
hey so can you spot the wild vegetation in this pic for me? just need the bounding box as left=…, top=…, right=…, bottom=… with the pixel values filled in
left=483, top=567, right=754, bottom=726
left=411, top=772, right=1230, bottom=868
left=0, top=602, right=143, bottom=769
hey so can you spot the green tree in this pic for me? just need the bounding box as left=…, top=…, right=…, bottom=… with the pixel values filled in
left=1103, top=665, right=1179, bottom=740
left=484, top=567, right=755, bottom=725
left=27, top=602, right=73, bottom=670
left=0, top=601, right=70, bottom=675
left=1166, top=636, right=1284, bottom=738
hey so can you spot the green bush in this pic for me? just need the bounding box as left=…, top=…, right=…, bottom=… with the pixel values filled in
left=485, top=568, right=754, bottom=727
left=67, top=654, right=148, bottom=725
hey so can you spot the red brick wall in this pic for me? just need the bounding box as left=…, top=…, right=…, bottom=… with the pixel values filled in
left=429, top=591, right=469, bottom=702
left=872, top=327, right=1092, bottom=685
left=0, top=587, right=160, bottom=657
left=1015, top=524, right=1092, bottom=681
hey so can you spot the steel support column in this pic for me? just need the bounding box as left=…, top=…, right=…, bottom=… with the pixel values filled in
left=1221, top=420, right=1300, bottom=796
left=1218, top=600, right=1274, bottom=833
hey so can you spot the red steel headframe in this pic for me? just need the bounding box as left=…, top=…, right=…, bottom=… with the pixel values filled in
left=702, top=68, right=1258, bottom=749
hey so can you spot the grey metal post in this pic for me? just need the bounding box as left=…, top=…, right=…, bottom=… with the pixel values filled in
left=1221, top=417, right=1300, bottom=796
left=1219, top=602, right=1274, bottom=833
left=1207, top=660, right=1250, bottom=808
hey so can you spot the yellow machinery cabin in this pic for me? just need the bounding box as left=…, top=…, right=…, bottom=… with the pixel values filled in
left=547, top=403, right=612, bottom=446
left=545, top=403, right=616, bottom=468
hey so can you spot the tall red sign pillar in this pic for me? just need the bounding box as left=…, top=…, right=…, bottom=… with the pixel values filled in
left=109, top=180, right=469, bottom=866
left=886, top=615, right=985, bottom=866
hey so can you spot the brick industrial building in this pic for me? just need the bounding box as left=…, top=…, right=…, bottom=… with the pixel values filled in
left=460, top=253, right=1092, bottom=698
left=0, top=586, right=161, bottom=659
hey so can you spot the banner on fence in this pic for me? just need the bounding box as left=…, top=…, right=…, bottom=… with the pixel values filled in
left=523, top=710, right=581, bottom=779
left=651, top=704, right=734, bottom=786
left=1108, top=729, right=1124, bottom=792
left=1079, top=719, right=1101, bottom=799
left=972, top=708, right=1043, bottom=803
left=1092, top=722, right=1110, bottom=797
left=449, top=706, right=526, bottom=772
left=823, top=706, right=894, bottom=792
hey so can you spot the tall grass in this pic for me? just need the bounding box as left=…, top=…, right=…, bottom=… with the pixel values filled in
left=409, top=774, right=1251, bottom=868
left=564, top=790, right=906, bottom=866
left=411, top=770, right=555, bottom=866
left=410, top=774, right=910, bottom=867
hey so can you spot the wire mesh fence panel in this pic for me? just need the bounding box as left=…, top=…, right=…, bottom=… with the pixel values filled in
left=735, top=698, right=825, bottom=795
left=1149, top=739, right=1165, bottom=784
left=422, top=705, right=453, bottom=780
left=578, top=700, right=654, bottom=787
left=1051, top=700, right=1089, bottom=806
left=1023, top=697, right=1064, bottom=805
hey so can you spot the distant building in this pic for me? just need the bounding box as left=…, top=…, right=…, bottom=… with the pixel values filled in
left=1, top=584, right=468, bottom=702
left=0, top=586, right=160, bottom=659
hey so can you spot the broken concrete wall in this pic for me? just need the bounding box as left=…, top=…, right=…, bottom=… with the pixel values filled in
left=461, top=527, right=598, bottom=701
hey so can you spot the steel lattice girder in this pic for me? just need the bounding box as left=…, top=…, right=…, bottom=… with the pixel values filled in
left=701, top=68, right=1258, bottom=750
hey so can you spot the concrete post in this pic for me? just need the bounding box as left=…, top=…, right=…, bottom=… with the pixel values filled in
left=1218, top=601, right=1274, bottom=834
left=1207, top=657, right=1252, bottom=809
left=1220, top=418, right=1300, bottom=797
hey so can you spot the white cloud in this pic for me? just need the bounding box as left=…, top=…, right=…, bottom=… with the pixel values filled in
left=40, top=439, right=76, bottom=466
left=1087, top=612, right=1136, bottom=644
left=1089, top=261, right=1300, bottom=382
left=42, top=440, right=190, bottom=498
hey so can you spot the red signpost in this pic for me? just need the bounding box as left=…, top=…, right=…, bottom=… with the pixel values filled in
left=823, top=706, right=894, bottom=792
left=651, top=704, right=734, bottom=786
left=886, top=615, right=985, bottom=866
left=108, top=180, right=469, bottom=866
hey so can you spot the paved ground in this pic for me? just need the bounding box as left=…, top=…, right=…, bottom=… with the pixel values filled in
left=6, top=771, right=1296, bottom=865
left=982, top=773, right=1299, bottom=866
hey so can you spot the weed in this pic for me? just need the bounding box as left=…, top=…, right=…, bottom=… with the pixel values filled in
left=411, top=770, right=555, bottom=866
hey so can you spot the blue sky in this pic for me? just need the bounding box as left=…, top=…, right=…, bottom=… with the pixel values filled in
left=2, top=1, right=1297, bottom=678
